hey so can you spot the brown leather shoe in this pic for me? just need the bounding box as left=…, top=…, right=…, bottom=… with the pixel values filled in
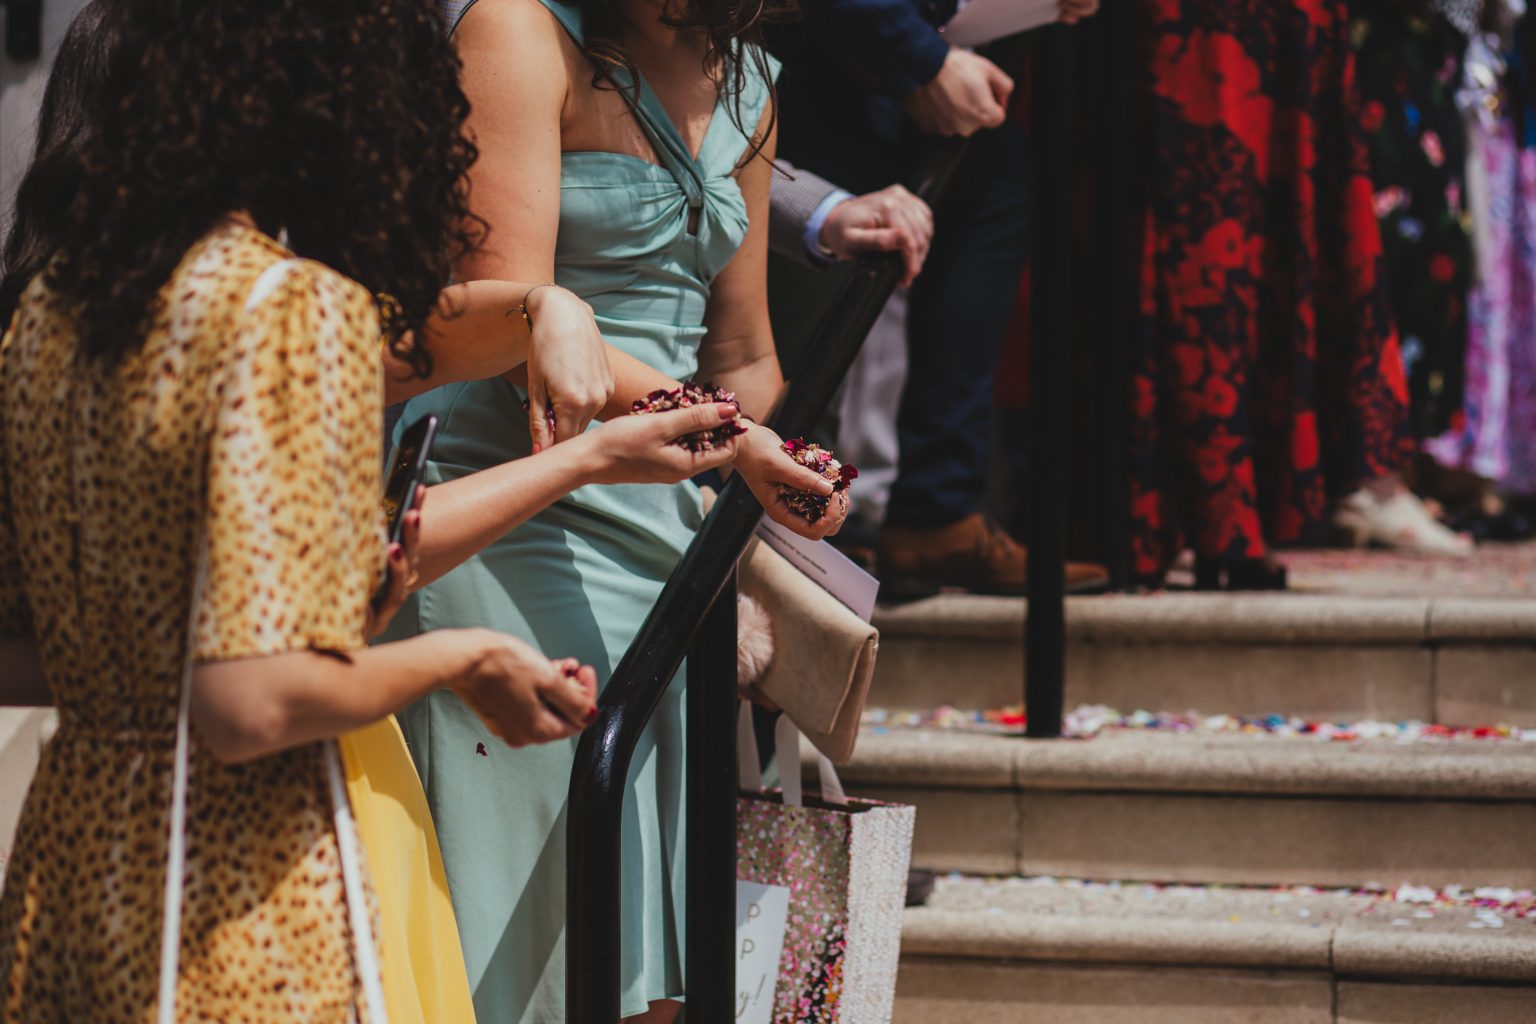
left=877, top=513, right=1109, bottom=597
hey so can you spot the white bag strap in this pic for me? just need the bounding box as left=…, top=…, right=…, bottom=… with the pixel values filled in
left=156, top=539, right=208, bottom=1024
left=738, top=703, right=846, bottom=809
left=325, top=742, right=390, bottom=1021
left=158, top=258, right=387, bottom=1024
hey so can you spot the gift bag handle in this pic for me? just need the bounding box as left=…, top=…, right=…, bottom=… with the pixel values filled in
left=157, top=259, right=388, bottom=1024
left=737, top=702, right=847, bottom=807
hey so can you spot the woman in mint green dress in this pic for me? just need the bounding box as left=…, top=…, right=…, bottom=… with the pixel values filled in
left=388, top=1, right=847, bottom=1021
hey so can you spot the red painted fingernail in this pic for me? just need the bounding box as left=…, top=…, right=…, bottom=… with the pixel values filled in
left=586, top=706, right=599, bottom=722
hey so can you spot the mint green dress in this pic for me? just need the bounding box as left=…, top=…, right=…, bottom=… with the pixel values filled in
left=387, top=3, right=776, bottom=1020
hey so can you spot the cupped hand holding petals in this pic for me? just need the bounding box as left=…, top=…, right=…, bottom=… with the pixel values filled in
left=733, top=424, right=850, bottom=541
left=579, top=402, right=743, bottom=485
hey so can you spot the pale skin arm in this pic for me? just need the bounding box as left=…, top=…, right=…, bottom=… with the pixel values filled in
left=697, top=115, right=848, bottom=540
left=411, top=402, right=741, bottom=587
left=0, top=575, right=602, bottom=757
left=193, top=508, right=599, bottom=765
left=384, top=280, right=535, bottom=407
left=695, top=113, right=784, bottom=419
left=189, top=630, right=546, bottom=764
left=447, top=0, right=613, bottom=449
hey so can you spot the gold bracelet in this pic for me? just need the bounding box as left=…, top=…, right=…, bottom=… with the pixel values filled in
left=517, top=283, right=559, bottom=330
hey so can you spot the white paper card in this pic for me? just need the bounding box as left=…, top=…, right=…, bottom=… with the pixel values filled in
left=941, top=0, right=1059, bottom=46
left=754, top=519, right=880, bottom=622
left=736, top=880, right=791, bottom=1023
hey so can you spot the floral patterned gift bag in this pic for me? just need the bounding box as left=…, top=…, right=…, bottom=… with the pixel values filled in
left=736, top=711, right=915, bottom=1024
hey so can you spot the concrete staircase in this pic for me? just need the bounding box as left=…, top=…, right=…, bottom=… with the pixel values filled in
left=897, top=877, right=1536, bottom=1024
left=845, top=580, right=1536, bottom=1023
left=843, top=728, right=1536, bottom=889
left=871, top=592, right=1536, bottom=726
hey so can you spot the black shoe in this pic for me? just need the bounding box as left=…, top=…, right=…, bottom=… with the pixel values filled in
left=1194, top=557, right=1288, bottom=591
left=906, top=868, right=937, bottom=907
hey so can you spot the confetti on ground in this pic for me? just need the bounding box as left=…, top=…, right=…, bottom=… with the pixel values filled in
left=936, top=874, right=1536, bottom=923
left=863, top=704, right=1536, bottom=743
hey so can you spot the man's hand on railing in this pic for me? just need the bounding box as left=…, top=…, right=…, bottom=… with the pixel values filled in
left=818, top=185, right=934, bottom=286
left=733, top=423, right=850, bottom=541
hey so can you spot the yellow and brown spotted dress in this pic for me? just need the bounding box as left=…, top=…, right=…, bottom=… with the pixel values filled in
left=0, top=224, right=385, bottom=1022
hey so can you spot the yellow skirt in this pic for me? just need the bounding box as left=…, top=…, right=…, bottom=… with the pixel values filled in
left=339, top=717, right=477, bottom=1024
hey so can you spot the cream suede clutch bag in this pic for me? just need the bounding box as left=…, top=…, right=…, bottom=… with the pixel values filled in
left=737, top=534, right=879, bottom=765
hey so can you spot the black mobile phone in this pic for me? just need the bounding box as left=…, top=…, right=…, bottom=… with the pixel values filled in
left=375, top=414, right=439, bottom=604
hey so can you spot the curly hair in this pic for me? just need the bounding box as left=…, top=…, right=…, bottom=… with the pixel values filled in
left=0, top=0, right=127, bottom=329
left=579, top=0, right=797, bottom=168
left=40, top=0, right=482, bottom=375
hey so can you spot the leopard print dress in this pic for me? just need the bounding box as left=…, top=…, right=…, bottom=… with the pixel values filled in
left=0, top=224, right=385, bottom=1022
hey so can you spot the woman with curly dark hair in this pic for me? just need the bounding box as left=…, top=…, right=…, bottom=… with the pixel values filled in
left=0, top=1, right=646, bottom=1019
left=385, top=1, right=841, bottom=1022
left=0, top=0, right=125, bottom=330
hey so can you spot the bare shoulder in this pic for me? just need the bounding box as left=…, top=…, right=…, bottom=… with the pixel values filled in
left=456, top=0, right=572, bottom=62
left=454, top=0, right=579, bottom=120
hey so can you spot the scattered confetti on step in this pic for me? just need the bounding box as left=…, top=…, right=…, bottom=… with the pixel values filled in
left=931, top=874, right=1536, bottom=924
left=863, top=704, right=1536, bottom=743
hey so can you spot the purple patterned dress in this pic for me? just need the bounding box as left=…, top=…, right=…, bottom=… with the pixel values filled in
left=1426, top=114, right=1536, bottom=496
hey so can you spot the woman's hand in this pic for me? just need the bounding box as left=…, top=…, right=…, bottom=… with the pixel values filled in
left=576, top=403, right=743, bottom=485
left=523, top=285, right=614, bottom=452
left=451, top=630, right=599, bottom=748
left=732, top=424, right=850, bottom=540
left=366, top=485, right=425, bottom=639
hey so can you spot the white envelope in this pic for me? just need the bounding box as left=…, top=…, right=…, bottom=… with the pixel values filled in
left=941, top=0, right=1060, bottom=46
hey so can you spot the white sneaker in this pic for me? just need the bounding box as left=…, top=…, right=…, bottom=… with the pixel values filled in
left=1333, top=489, right=1474, bottom=557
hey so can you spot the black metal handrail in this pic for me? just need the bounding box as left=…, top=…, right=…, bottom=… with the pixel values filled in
left=564, top=251, right=913, bottom=1023
left=1025, top=24, right=1072, bottom=740
left=566, top=31, right=1057, bottom=1022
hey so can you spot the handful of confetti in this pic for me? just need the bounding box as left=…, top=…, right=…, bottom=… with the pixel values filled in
left=629, top=380, right=746, bottom=452
left=779, top=438, right=858, bottom=523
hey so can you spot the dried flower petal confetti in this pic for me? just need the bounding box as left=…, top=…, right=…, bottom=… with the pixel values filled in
left=629, top=379, right=746, bottom=451
left=778, top=438, right=858, bottom=523
left=928, top=874, right=1536, bottom=924
left=862, top=703, right=1536, bottom=743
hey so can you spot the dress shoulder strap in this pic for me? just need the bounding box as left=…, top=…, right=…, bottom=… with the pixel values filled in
left=440, top=0, right=584, bottom=41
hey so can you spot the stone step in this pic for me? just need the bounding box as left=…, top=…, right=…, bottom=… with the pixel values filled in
left=871, top=593, right=1536, bottom=725
left=828, top=727, right=1536, bottom=889
left=894, top=875, right=1536, bottom=1024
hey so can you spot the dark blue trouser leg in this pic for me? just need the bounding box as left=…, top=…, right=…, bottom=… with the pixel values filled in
left=886, top=121, right=1032, bottom=529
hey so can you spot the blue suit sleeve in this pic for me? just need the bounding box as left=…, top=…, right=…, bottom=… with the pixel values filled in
left=812, top=0, right=951, bottom=99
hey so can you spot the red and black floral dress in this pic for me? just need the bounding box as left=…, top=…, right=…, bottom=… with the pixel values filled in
left=1129, top=0, right=1414, bottom=584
